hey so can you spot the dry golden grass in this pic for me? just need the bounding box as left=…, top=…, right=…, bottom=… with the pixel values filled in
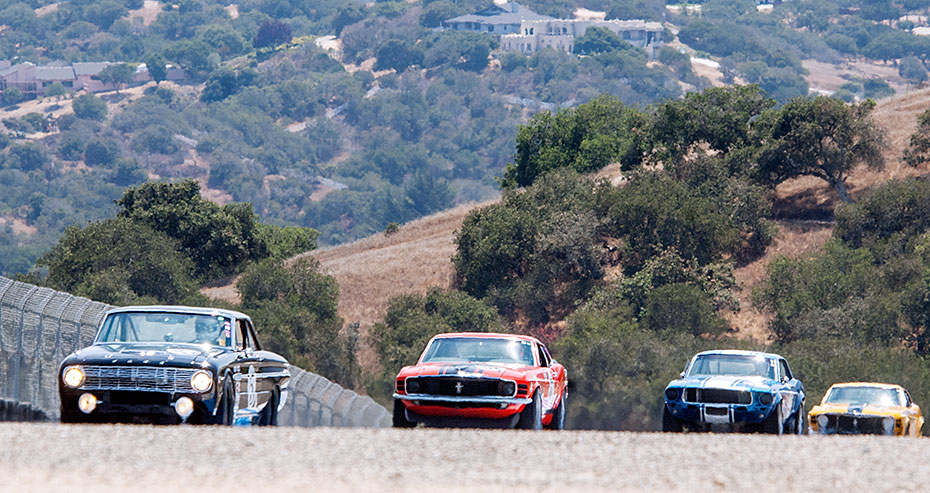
left=306, top=201, right=495, bottom=329
left=307, top=201, right=496, bottom=369
left=725, top=221, right=834, bottom=341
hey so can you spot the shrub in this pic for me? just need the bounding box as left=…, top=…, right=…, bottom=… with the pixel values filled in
left=72, top=94, right=108, bottom=121
left=238, top=258, right=357, bottom=387
left=39, top=217, right=199, bottom=305
left=83, top=138, right=119, bottom=166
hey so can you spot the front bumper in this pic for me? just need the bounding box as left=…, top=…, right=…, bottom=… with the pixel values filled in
left=394, top=393, right=531, bottom=420
left=394, top=393, right=532, bottom=406
left=59, top=389, right=216, bottom=424
left=665, top=400, right=776, bottom=427
left=810, top=414, right=897, bottom=435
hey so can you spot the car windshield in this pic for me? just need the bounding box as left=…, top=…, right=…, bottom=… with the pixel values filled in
left=96, top=312, right=232, bottom=347
left=824, top=387, right=902, bottom=407
left=420, top=337, right=535, bottom=366
left=687, top=354, right=776, bottom=379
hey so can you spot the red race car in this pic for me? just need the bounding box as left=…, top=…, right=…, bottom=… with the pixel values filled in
left=392, top=332, right=568, bottom=429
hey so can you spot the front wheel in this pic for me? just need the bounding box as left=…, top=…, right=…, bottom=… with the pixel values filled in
left=258, top=387, right=279, bottom=426
left=792, top=400, right=806, bottom=435
left=213, top=378, right=235, bottom=426
left=662, top=405, right=683, bottom=432
left=763, top=404, right=783, bottom=435
left=547, top=390, right=567, bottom=430
left=392, top=399, right=416, bottom=428
left=517, top=391, right=542, bottom=430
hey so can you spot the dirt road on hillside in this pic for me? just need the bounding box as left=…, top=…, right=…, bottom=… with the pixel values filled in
left=2, top=422, right=925, bottom=492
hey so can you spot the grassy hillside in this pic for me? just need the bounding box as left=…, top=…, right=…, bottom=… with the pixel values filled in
left=207, top=88, right=930, bottom=358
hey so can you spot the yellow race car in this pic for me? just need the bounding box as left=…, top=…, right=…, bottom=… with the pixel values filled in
left=808, top=382, right=923, bottom=436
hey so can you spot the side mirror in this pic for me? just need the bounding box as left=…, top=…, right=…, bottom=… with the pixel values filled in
left=679, top=371, right=685, bottom=378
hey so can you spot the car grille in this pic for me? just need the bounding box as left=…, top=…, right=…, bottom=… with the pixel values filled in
left=823, top=415, right=889, bottom=435
left=108, top=391, right=172, bottom=406
left=684, top=388, right=752, bottom=405
left=80, top=366, right=198, bottom=393
left=405, top=377, right=515, bottom=397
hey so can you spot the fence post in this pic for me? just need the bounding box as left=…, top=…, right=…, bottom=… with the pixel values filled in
left=13, top=286, right=37, bottom=401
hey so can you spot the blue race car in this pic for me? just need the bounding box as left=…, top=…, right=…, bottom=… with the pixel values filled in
left=662, top=350, right=805, bottom=434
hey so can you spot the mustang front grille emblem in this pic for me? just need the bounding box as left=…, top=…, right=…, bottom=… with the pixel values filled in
left=455, top=382, right=464, bottom=394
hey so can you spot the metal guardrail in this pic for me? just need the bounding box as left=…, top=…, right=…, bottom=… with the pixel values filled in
left=0, top=276, right=390, bottom=427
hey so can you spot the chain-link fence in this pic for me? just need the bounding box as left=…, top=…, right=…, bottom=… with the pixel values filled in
left=0, top=276, right=390, bottom=427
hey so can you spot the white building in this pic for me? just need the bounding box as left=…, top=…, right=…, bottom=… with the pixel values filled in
left=501, top=19, right=663, bottom=57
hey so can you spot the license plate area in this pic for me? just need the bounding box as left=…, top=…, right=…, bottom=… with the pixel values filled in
left=705, top=406, right=728, bottom=416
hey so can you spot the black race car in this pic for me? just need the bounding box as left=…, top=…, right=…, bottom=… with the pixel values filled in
left=58, top=305, right=289, bottom=425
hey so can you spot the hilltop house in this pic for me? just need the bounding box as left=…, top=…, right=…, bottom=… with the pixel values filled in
left=0, top=62, right=39, bottom=93
left=501, top=18, right=664, bottom=57
left=0, top=60, right=185, bottom=97
left=442, top=2, right=553, bottom=34
left=73, top=62, right=116, bottom=92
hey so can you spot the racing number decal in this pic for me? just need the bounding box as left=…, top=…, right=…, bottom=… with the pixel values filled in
left=438, top=365, right=486, bottom=375
left=234, top=366, right=260, bottom=412
left=246, top=365, right=258, bottom=410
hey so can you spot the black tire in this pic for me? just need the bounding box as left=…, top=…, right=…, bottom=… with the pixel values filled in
left=517, top=391, right=542, bottom=430
left=662, top=405, right=683, bottom=432
left=214, top=378, right=235, bottom=426
left=393, top=399, right=416, bottom=428
left=793, top=400, right=806, bottom=435
left=258, top=387, right=279, bottom=426
left=548, top=390, right=567, bottom=430
left=763, top=404, right=783, bottom=435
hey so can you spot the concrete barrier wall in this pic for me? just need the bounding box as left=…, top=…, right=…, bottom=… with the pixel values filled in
left=0, top=398, right=49, bottom=422
left=0, top=276, right=389, bottom=427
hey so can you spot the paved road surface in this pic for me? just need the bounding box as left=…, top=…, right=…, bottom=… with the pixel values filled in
left=1, top=422, right=923, bottom=492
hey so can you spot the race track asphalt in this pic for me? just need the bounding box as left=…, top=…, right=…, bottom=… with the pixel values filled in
left=0, top=422, right=922, bottom=492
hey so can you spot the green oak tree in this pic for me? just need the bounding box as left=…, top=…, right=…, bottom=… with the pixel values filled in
left=754, top=96, right=885, bottom=203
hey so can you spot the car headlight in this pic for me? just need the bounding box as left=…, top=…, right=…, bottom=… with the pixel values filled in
left=759, top=393, right=773, bottom=405
left=883, top=416, right=895, bottom=434
left=62, top=366, right=85, bottom=388
left=498, top=381, right=516, bottom=396
left=190, top=370, right=213, bottom=392
left=405, top=378, right=421, bottom=394
left=665, top=388, right=679, bottom=401
left=817, top=414, right=828, bottom=429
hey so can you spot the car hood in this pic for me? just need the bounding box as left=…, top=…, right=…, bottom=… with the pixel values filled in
left=667, top=375, right=779, bottom=393
left=399, top=362, right=532, bottom=380
left=63, top=343, right=230, bottom=368
left=809, top=402, right=906, bottom=418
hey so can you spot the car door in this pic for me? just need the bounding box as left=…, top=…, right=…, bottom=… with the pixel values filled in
left=535, top=342, right=556, bottom=412
left=540, top=343, right=564, bottom=401
left=778, top=358, right=804, bottom=418
left=243, top=319, right=281, bottom=412
left=232, top=318, right=261, bottom=414
left=903, top=389, right=921, bottom=436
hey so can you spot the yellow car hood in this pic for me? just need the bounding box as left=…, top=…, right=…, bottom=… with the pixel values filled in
left=809, top=403, right=906, bottom=418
